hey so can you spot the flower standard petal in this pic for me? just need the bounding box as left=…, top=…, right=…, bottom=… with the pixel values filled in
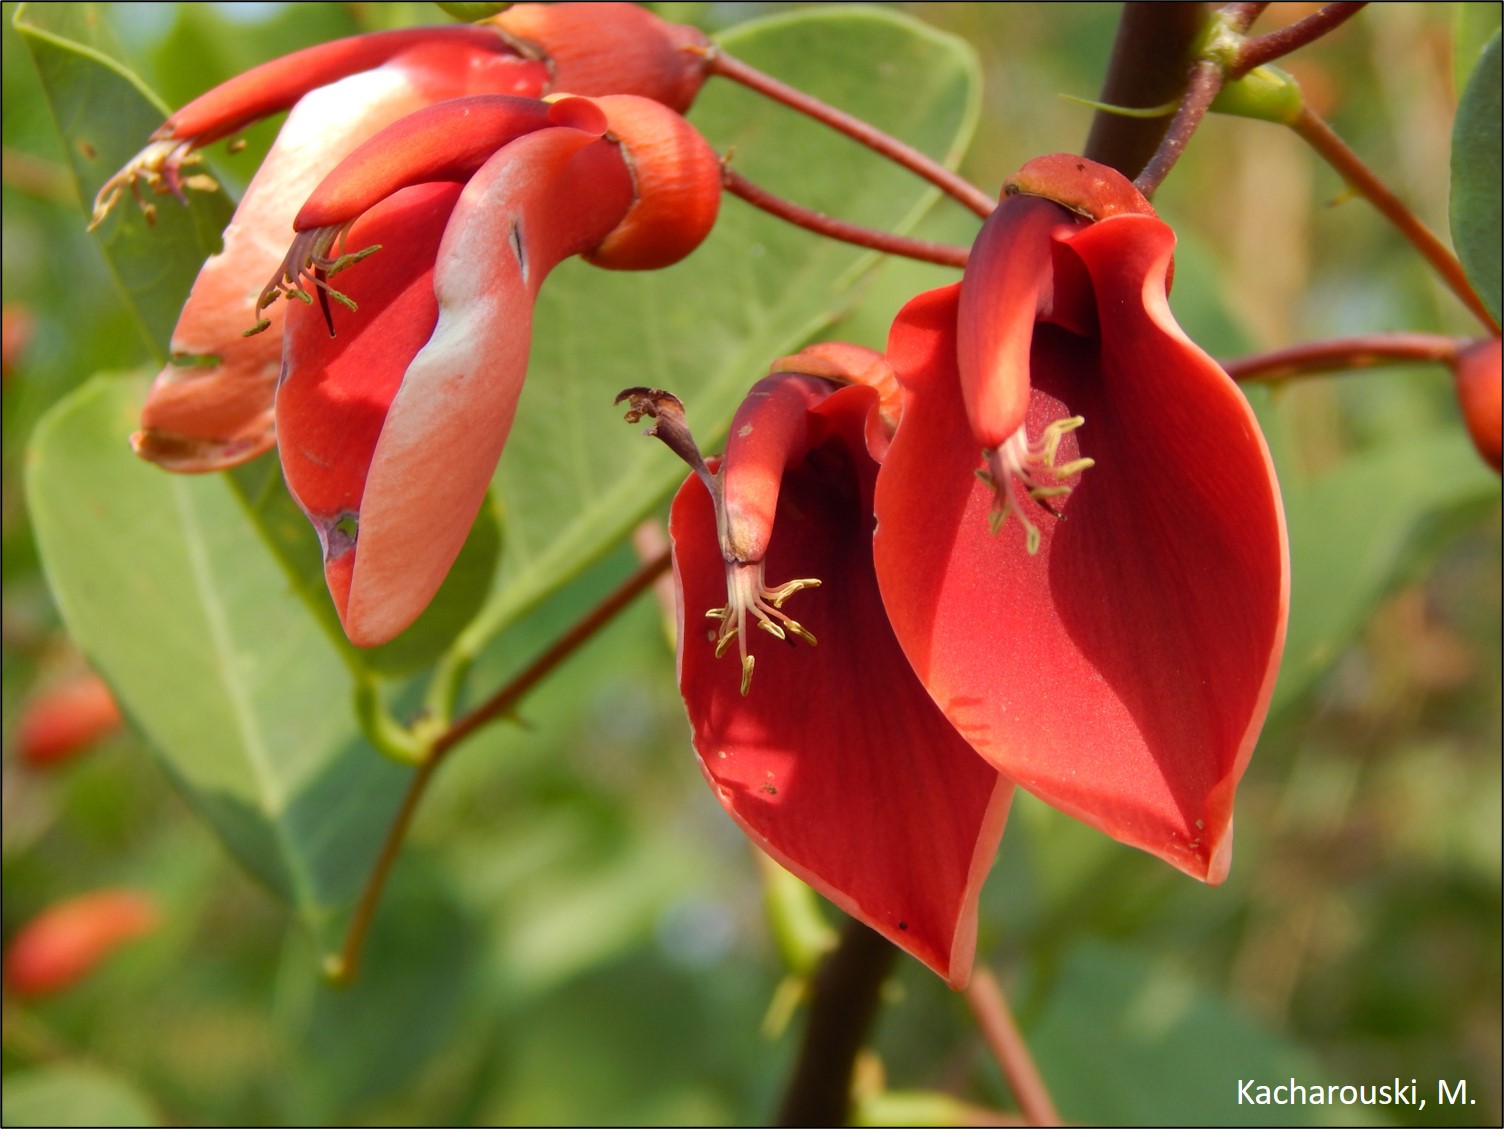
left=877, top=215, right=1288, bottom=883
left=673, top=379, right=1013, bottom=986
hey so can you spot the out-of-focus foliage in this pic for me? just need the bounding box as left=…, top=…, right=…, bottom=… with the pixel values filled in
left=3, top=2, right=1498, bottom=1126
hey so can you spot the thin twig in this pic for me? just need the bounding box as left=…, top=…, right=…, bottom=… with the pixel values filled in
left=1223, top=332, right=1466, bottom=383
left=1134, top=59, right=1225, bottom=197
left=965, top=966, right=1063, bottom=1127
left=1220, top=2, right=1271, bottom=35
left=707, top=48, right=997, bottom=218
left=1231, top=2, right=1368, bottom=78
left=329, top=548, right=674, bottom=985
left=723, top=169, right=970, bottom=268
left=775, top=918, right=899, bottom=1126
left=1291, top=108, right=1500, bottom=334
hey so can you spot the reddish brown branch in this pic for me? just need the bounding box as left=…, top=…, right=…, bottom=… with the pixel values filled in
left=1290, top=109, right=1499, bottom=334
left=707, top=49, right=997, bottom=218
left=965, top=967, right=1063, bottom=1127
left=330, top=548, right=673, bottom=985
left=775, top=918, right=898, bottom=1126
left=1223, top=332, right=1467, bottom=383
left=1134, top=59, right=1225, bottom=197
left=1084, top=3, right=1209, bottom=180
left=724, top=170, right=970, bottom=268
left=1231, top=2, right=1368, bottom=78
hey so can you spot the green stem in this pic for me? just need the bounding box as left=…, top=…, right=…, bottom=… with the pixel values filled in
left=328, top=548, right=673, bottom=985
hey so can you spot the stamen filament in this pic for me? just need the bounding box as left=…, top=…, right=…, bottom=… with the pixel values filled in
left=89, top=139, right=217, bottom=231
left=251, top=222, right=381, bottom=333
left=708, top=562, right=820, bottom=695
left=979, top=415, right=1094, bottom=553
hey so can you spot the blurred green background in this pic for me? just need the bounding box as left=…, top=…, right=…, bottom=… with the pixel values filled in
left=3, top=2, right=1498, bottom=1126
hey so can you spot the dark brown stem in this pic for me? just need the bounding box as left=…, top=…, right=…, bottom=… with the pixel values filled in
left=329, top=548, right=673, bottom=985
left=1134, top=59, right=1225, bottom=197
left=1223, top=332, right=1466, bottom=383
left=707, top=49, right=997, bottom=218
left=1291, top=109, right=1500, bottom=334
left=964, top=967, right=1062, bottom=1127
left=724, top=170, right=970, bottom=269
left=775, top=918, right=898, bottom=1126
left=1231, top=2, right=1368, bottom=77
left=1084, top=2, right=1211, bottom=179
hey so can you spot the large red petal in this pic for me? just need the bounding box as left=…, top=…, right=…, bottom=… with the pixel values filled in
left=877, top=220, right=1288, bottom=883
left=674, top=384, right=1012, bottom=986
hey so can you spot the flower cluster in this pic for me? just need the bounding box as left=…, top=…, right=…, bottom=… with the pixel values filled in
left=634, top=156, right=1288, bottom=985
left=97, top=3, right=719, bottom=645
left=103, top=11, right=1289, bottom=986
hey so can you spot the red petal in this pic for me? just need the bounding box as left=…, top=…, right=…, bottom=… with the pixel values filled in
left=340, top=127, right=634, bottom=645
left=158, top=26, right=540, bottom=147
left=674, top=383, right=1012, bottom=986
left=4, top=890, right=158, bottom=1000
left=136, top=38, right=553, bottom=473
left=277, top=181, right=465, bottom=622
left=292, top=96, right=567, bottom=231
left=492, top=2, right=710, bottom=113
left=957, top=195, right=1078, bottom=449
left=877, top=218, right=1288, bottom=883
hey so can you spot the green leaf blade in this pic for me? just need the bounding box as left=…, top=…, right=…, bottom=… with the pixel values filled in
left=26, top=376, right=408, bottom=944
left=14, top=2, right=234, bottom=359
left=1450, top=30, right=1501, bottom=325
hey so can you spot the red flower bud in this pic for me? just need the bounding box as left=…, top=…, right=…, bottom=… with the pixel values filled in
left=4, top=890, right=159, bottom=999
left=15, top=671, right=124, bottom=768
left=1454, top=338, right=1501, bottom=473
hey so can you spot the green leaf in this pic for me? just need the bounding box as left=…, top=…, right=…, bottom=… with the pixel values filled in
left=475, top=6, right=980, bottom=640
left=1029, top=941, right=1379, bottom=1124
left=2, top=1065, right=162, bottom=1127
left=1454, top=3, right=1503, bottom=97
left=13, top=2, right=234, bottom=359
left=223, top=455, right=501, bottom=678
left=1270, top=431, right=1500, bottom=717
left=26, top=376, right=409, bottom=945
left=1450, top=30, right=1500, bottom=325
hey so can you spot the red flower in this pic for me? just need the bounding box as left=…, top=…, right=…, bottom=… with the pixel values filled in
left=627, top=350, right=1013, bottom=989
left=877, top=156, right=1289, bottom=885
left=273, top=93, right=720, bottom=645
left=647, top=156, right=1288, bottom=984
left=97, top=4, right=709, bottom=473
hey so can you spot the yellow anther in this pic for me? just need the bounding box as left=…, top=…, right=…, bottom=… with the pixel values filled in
left=710, top=563, right=820, bottom=695
left=980, top=414, right=1094, bottom=554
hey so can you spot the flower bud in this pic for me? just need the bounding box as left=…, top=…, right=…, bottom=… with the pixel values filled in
left=4, top=890, right=158, bottom=999
left=1454, top=338, right=1502, bottom=473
